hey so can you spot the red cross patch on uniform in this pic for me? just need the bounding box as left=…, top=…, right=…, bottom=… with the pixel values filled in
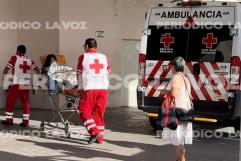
left=89, top=59, right=104, bottom=74
left=19, top=61, right=31, bottom=73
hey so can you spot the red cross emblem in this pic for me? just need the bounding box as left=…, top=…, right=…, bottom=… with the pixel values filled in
left=202, top=33, right=217, bottom=49
left=89, top=59, right=104, bottom=74
left=161, top=33, right=174, bottom=48
left=19, top=61, right=31, bottom=73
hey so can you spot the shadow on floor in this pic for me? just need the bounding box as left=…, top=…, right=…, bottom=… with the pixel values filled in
left=15, top=138, right=175, bottom=161
left=13, top=137, right=239, bottom=161
left=1, top=107, right=155, bottom=135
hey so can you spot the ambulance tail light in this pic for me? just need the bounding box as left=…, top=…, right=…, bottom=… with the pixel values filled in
left=139, top=54, right=146, bottom=86
left=230, top=56, right=241, bottom=85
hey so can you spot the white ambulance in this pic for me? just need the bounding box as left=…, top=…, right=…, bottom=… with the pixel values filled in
left=137, top=0, right=241, bottom=131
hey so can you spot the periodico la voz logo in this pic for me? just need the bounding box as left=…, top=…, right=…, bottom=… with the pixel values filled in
left=0, top=21, right=88, bottom=30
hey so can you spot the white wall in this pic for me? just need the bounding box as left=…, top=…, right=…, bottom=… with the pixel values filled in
left=0, top=0, right=18, bottom=109
left=59, top=0, right=164, bottom=107
left=59, top=0, right=122, bottom=107
left=18, top=0, right=59, bottom=68
left=121, top=40, right=139, bottom=107
left=9, top=0, right=59, bottom=109
left=119, top=0, right=162, bottom=107
left=0, top=0, right=169, bottom=108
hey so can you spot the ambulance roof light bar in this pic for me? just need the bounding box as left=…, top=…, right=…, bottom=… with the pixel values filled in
left=181, top=0, right=202, bottom=6
left=209, top=0, right=241, bottom=2
left=179, top=0, right=241, bottom=6
left=174, top=0, right=241, bottom=7
left=181, top=0, right=241, bottom=2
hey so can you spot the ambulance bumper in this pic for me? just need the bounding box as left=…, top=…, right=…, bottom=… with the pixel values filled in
left=137, top=96, right=237, bottom=119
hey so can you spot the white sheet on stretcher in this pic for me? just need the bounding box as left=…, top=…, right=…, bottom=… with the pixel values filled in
left=47, top=62, right=78, bottom=87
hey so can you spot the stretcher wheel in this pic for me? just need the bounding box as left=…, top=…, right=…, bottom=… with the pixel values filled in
left=65, top=121, right=70, bottom=138
left=65, top=132, right=71, bottom=139
left=40, top=122, right=45, bottom=131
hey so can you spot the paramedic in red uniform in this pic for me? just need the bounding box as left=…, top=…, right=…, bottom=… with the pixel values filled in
left=2, top=45, right=40, bottom=127
left=77, top=38, right=111, bottom=144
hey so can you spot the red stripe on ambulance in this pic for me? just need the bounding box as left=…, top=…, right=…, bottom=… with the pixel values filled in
left=199, top=62, right=225, bottom=102
left=145, top=61, right=164, bottom=88
left=145, top=60, right=229, bottom=102
left=147, top=61, right=171, bottom=97
left=186, top=62, right=213, bottom=101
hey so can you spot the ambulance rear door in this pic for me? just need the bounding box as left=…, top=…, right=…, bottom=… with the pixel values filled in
left=145, top=7, right=191, bottom=98
left=187, top=6, right=235, bottom=115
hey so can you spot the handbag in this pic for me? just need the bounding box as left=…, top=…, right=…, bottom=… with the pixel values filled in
left=175, top=108, right=194, bottom=122
left=175, top=74, right=194, bottom=122
left=157, top=94, right=179, bottom=130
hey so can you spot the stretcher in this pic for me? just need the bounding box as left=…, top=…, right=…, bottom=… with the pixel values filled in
left=39, top=55, right=81, bottom=138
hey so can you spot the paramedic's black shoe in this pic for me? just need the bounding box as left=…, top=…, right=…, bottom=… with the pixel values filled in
left=1, top=121, right=13, bottom=126
left=20, top=122, right=29, bottom=127
left=88, top=134, right=101, bottom=144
